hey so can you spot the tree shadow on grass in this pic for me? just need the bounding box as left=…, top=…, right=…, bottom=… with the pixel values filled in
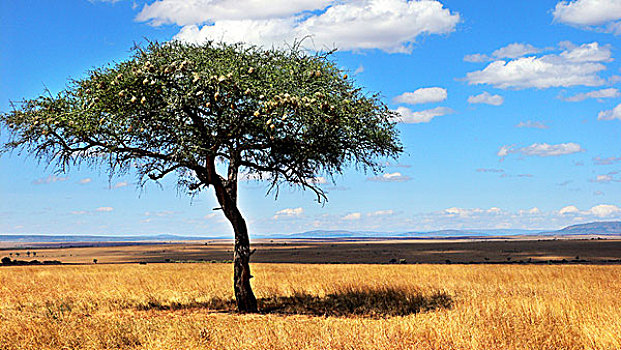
left=258, top=288, right=453, bottom=317
left=136, top=287, right=453, bottom=318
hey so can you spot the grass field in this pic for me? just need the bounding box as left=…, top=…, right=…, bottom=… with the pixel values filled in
left=1, top=263, right=620, bottom=349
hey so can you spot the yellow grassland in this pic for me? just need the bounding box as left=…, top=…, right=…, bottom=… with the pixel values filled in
left=0, top=264, right=619, bottom=349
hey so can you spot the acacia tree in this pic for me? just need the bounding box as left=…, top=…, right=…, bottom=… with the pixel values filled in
left=1, top=41, right=402, bottom=312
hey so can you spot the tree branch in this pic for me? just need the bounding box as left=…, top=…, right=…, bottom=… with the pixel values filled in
left=148, top=164, right=181, bottom=181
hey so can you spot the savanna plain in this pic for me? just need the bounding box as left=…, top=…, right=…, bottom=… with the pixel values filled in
left=1, top=252, right=620, bottom=350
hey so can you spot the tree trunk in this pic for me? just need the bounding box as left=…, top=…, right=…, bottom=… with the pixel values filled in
left=203, top=155, right=258, bottom=312
left=226, top=208, right=258, bottom=313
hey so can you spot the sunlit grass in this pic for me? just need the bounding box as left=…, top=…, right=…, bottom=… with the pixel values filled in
left=0, top=264, right=619, bottom=349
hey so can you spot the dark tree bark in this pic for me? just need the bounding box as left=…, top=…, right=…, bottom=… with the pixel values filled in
left=227, top=208, right=258, bottom=313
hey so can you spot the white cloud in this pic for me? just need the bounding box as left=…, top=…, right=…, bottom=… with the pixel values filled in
left=354, top=65, right=364, bottom=75
left=273, top=207, right=304, bottom=219
left=563, top=88, right=620, bottom=102
left=498, top=143, right=584, bottom=159
left=137, top=0, right=331, bottom=25
left=367, top=172, right=412, bottom=182
left=159, top=0, right=460, bottom=53
left=598, top=103, right=621, bottom=120
left=591, top=172, right=620, bottom=183
left=487, top=207, right=502, bottom=214
left=393, top=106, right=453, bottom=124
left=280, top=204, right=621, bottom=233
left=32, top=175, right=69, bottom=185
left=559, top=205, right=580, bottom=215
left=588, top=204, right=621, bottom=217
left=465, top=42, right=610, bottom=89
left=367, top=210, right=394, bottom=217
left=515, top=121, right=549, bottom=129
left=553, top=0, right=621, bottom=34
left=492, top=43, right=541, bottom=59
left=593, top=156, right=621, bottom=165
left=559, top=41, right=612, bottom=62
left=526, top=207, right=541, bottom=215
left=467, top=91, right=504, bottom=106
left=593, top=174, right=614, bottom=183
left=95, top=207, right=114, bottom=212
left=443, top=207, right=505, bottom=218
left=113, top=181, right=128, bottom=188
left=393, top=87, right=447, bottom=105
left=79, top=178, right=92, bottom=185
left=464, top=53, right=489, bottom=63
left=145, top=210, right=176, bottom=217
left=558, top=204, right=620, bottom=217
left=70, top=211, right=88, bottom=215
left=342, top=212, right=362, bottom=220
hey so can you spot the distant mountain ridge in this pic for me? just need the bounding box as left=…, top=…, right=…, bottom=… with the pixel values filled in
left=541, top=221, right=621, bottom=235
left=1, top=221, right=619, bottom=243
left=279, top=221, right=621, bottom=238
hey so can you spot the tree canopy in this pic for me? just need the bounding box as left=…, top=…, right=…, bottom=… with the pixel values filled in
left=2, top=41, right=401, bottom=200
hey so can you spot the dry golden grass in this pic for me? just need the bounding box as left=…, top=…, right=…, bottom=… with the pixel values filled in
left=0, top=263, right=620, bottom=349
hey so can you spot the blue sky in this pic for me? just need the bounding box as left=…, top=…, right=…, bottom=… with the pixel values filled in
left=1, top=0, right=620, bottom=237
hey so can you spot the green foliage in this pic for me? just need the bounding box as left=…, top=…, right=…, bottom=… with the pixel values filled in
left=1, top=41, right=401, bottom=200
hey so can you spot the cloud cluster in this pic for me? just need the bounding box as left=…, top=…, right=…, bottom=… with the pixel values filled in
left=593, top=156, right=621, bottom=165
left=367, top=210, right=394, bottom=217
left=498, top=142, right=584, bottom=159
left=95, top=207, right=114, bottom=212
left=273, top=207, right=304, bottom=220
left=342, top=212, right=362, bottom=220
left=139, top=0, right=460, bottom=53
left=591, top=171, right=620, bottom=183
left=465, top=42, right=611, bottom=89
left=492, top=43, right=542, bottom=59
left=467, top=91, right=504, bottom=106
left=553, top=0, right=621, bottom=34
left=598, top=103, right=621, bottom=120
left=393, top=87, right=447, bottom=105
left=255, top=204, right=621, bottom=234
left=515, top=121, right=549, bottom=129
left=444, top=207, right=504, bottom=218
left=562, top=88, right=619, bottom=102
left=393, top=106, right=453, bottom=124
left=113, top=181, right=128, bottom=189
left=435, top=204, right=621, bottom=228
left=465, top=43, right=542, bottom=62
left=32, top=175, right=69, bottom=185
left=137, top=0, right=332, bottom=25
left=558, top=204, right=621, bottom=217
left=367, top=172, right=412, bottom=182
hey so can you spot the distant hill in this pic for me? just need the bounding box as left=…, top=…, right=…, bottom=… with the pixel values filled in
left=542, top=221, right=621, bottom=235
left=268, top=222, right=620, bottom=239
